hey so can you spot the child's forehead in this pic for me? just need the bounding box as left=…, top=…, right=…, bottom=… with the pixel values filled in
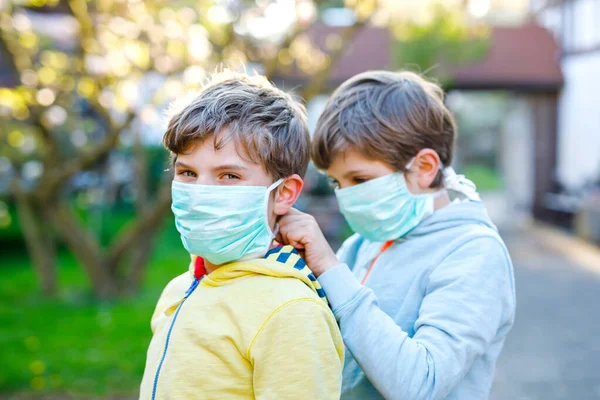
left=328, top=150, right=395, bottom=175
left=176, top=133, right=273, bottom=177
left=332, top=150, right=378, bottom=167
left=180, top=137, right=253, bottom=165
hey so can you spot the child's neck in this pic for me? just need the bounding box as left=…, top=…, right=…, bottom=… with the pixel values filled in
left=204, top=260, right=219, bottom=274
left=434, top=191, right=451, bottom=210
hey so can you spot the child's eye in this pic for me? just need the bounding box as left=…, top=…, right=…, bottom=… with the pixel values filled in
left=352, top=177, right=368, bottom=185
left=222, top=173, right=240, bottom=180
left=328, top=178, right=340, bottom=189
left=179, top=170, right=196, bottom=177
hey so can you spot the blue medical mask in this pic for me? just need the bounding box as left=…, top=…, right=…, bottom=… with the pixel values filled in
left=171, top=179, right=283, bottom=266
left=335, top=170, right=437, bottom=242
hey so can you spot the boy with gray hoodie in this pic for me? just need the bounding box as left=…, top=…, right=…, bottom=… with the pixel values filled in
left=278, top=70, right=516, bottom=400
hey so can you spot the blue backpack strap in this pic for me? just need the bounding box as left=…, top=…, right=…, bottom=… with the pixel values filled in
left=264, top=245, right=327, bottom=300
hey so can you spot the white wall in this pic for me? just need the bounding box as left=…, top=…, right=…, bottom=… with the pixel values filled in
left=535, top=0, right=600, bottom=190
left=564, top=0, right=600, bottom=51
left=556, top=52, right=600, bottom=190
left=500, top=97, right=535, bottom=209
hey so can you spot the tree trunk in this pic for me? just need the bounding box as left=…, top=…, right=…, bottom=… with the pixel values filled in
left=115, top=180, right=173, bottom=295
left=45, top=202, right=117, bottom=298
left=116, top=130, right=155, bottom=295
left=14, top=194, right=57, bottom=296
left=120, top=229, right=158, bottom=296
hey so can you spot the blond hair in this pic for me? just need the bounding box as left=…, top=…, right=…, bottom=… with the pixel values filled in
left=164, top=71, right=310, bottom=179
left=312, top=70, right=456, bottom=187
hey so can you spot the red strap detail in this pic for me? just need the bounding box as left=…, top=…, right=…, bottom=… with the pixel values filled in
left=194, top=256, right=206, bottom=281
left=361, top=240, right=394, bottom=285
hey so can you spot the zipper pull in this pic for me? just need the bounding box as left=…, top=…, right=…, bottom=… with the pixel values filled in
left=164, top=278, right=200, bottom=316
left=185, top=278, right=200, bottom=298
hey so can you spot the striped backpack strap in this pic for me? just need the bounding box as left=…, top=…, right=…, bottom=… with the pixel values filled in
left=264, top=245, right=327, bottom=303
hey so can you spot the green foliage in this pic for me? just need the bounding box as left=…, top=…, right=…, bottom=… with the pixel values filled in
left=391, top=5, right=490, bottom=85
left=463, top=164, right=503, bottom=192
left=1, top=0, right=369, bottom=299
left=74, top=206, right=138, bottom=248
left=0, top=200, right=22, bottom=243
left=317, top=0, right=346, bottom=12
left=0, top=224, right=189, bottom=397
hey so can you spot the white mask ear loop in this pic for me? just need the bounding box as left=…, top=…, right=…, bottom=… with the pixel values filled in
left=264, top=178, right=285, bottom=237
left=406, top=157, right=447, bottom=198
left=267, top=178, right=285, bottom=192
left=441, top=164, right=482, bottom=202
left=434, top=161, right=448, bottom=198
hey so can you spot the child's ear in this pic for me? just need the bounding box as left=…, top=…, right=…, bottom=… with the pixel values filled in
left=273, top=174, right=304, bottom=216
left=414, top=149, right=442, bottom=189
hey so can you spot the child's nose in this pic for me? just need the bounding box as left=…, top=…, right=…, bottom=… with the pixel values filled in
left=194, top=174, right=218, bottom=186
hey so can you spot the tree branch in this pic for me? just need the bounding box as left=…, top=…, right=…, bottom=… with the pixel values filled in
left=0, top=8, right=33, bottom=73
left=263, top=0, right=326, bottom=80
left=36, top=112, right=136, bottom=201
left=121, top=212, right=164, bottom=294
left=263, top=26, right=311, bottom=80
left=46, top=200, right=115, bottom=297
left=132, top=128, right=149, bottom=213
left=30, top=110, right=61, bottom=163
left=107, top=175, right=172, bottom=266
left=12, top=180, right=57, bottom=296
left=67, top=0, right=96, bottom=58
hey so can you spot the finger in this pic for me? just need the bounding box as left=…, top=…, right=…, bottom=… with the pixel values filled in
left=278, top=227, right=290, bottom=246
left=278, top=215, right=312, bottom=226
left=278, top=218, right=312, bottom=230
left=279, top=226, right=308, bottom=250
left=284, top=207, right=304, bottom=216
left=278, top=225, right=305, bottom=249
left=285, top=235, right=305, bottom=250
left=278, top=222, right=313, bottom=241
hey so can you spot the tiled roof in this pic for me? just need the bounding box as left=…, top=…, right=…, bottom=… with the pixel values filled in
left=275, top=22, right=563, bottom=92
left=452, top=23, right=563, bottom=91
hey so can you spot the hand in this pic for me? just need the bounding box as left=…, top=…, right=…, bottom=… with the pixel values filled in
left=277, top=208, right=340, bottom=277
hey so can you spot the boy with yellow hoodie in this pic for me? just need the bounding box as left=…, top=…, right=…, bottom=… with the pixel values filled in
left=139, top=71, right=344, bottom=400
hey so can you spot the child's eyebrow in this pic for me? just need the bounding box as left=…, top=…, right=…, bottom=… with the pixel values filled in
left=343, top=169, right=364, bottom=179
left=213, top=164, right=248, bottom=172
left=174, top=161, right=195, bottom=170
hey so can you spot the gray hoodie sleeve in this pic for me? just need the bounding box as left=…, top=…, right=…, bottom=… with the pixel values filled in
left=318, top=236, right=516, bottom=400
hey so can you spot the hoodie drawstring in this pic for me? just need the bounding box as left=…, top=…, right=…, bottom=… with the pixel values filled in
left=361, top=241, right=394, bottom=285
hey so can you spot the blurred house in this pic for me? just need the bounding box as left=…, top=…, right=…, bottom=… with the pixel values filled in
left=273, top=24, right=393, bottom=90
left=531, top=0, right=600, bottom=236
left=3, top=4, right=595, bottom=236
left=450, top=23, right=563, bottom=226
left=276, top=21, right=565, bottom=229
left=533, top=0, right=600, bottom=191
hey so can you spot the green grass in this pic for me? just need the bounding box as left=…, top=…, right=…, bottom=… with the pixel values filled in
left=0, top=225, right=190, bottom=398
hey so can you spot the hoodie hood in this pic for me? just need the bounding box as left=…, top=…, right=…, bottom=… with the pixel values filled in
left=404, top=200, right=497, bottom=240
left=189, top=245, right=327, bottom=303
left=164, top=245, right=327, bottom=317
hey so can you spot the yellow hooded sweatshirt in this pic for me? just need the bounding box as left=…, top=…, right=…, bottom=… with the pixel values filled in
left=140, top=245, right=344, bottom=400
